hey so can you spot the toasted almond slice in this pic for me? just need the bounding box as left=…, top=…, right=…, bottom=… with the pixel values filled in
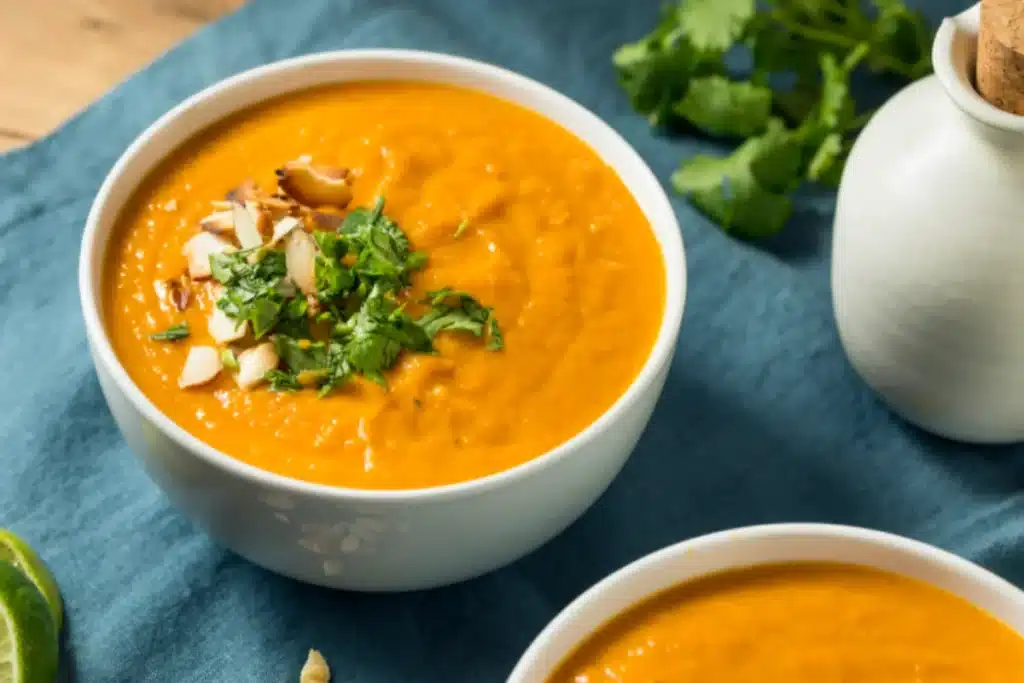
left=312, top=211, right=345, bottom=230
left=235, top=342, right=279, bottom=390
left=226, top=179, right=261, bottom=203
left=261, top=195, right=298, bottom=214
left=183, top=232, right=235, bottom=280
left=285, top=228, right=318, bottom=296
left=178, top=346, right=222, bottom=388
left=208, top=306, right=248, bottom=344
left=167, top=275, right=191, bottom=312
left=232, top=202, right=263, bottom=249
left=299, top=650, right=330, bottom=683
left=200, top=210, right=236, bottom=236
left=247, top=201, right=272, bottom=234
left=276, top=160, right=353, bottom=209
left=269, top=216, right=302, bottom=246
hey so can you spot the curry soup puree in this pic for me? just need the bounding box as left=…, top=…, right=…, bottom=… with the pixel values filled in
left=550, top=562, right=1024, bottom=682
left=104, top=82, right=665, bottom=490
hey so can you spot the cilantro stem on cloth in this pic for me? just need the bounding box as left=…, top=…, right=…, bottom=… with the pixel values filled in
left=150, top=322, right=190, bottom=341
left=614, top=0, right=933, bottom=237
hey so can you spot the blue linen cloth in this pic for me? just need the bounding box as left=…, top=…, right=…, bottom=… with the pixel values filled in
left=1, top=0, right=1021, bottom=680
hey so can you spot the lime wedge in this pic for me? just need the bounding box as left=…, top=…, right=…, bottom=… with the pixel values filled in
left=0, top=533, right=61, bottom=632
left=0, top=561, right=58, bottom=683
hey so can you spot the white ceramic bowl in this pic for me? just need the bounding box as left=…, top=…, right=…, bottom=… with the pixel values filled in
left=78, top=50, right=686, bottom=591
left=509, top=523, right=1024, bottom=680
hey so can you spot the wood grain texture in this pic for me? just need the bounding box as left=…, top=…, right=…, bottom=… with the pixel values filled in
left=0, top=0, right=244, bottom=152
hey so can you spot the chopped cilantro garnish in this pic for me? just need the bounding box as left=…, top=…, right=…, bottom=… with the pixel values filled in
left=210, top=194, right=504, bottom=395
left=418, top=288, right=504, bottom=351
left=486, top=315, right=505, bottom=351
left=264, top=369, right=303, bottom=392
left=211, top=249, right=288, bottom=338
left=150, top=322, right=190, bottom=341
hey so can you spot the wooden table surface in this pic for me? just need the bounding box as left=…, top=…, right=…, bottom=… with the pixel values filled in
left=0, top=0, right=244, bottom=152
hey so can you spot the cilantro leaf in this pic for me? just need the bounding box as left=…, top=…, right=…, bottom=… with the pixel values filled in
left=275, top=336, right=329, bottom=373
left=676, top=0, right=755, bottom=54
left=315, top=252, right=355, bottom=302
left=265, top=370, right=303, bottom=392
left=486, top=315, right=505, bottom=352
left=672, top=122, right=799, bottom=238
left=210, top=249, right=288, bottom=338
left=150, top=322, right=189, bottom=342
left=273, top=296, right=311, bottom=339
left=406, top=251, right=428, bottom=270
left=341, top=197, right=420, bottom=289
left=674, top=76, right=772, bottom=137
left=332, top=285, right=433, bottom=386
left=418, top=288, right=503, bottom=351
left=613, top=9, right=705, bottom=126
left=312, top=231, right=348, bottom=259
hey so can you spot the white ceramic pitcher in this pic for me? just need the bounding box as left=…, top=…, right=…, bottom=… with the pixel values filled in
left=833, top=3, right=1024, bottom=443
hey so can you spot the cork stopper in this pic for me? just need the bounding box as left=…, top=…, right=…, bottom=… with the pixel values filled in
left=977, top=0, right=1024, bottom=114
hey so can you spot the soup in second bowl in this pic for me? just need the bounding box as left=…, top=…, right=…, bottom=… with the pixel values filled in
left=549, top=562, right=1024, bottom=682
left=103, top=82, right=665, bottom=490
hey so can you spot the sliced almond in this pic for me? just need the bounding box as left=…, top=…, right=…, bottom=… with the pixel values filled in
left=232, top=202, right=264, bottom=249
left=235, top=342, right=279, bottom=390
left=269, top=216, right=302, bottom=246
left=208, top=306, right=248, bottom=344
left=178, top=346, right=222, bottom=388
left=276, top=160, right=353, bottom=209
left=200, top=210, right=236, bottom=236
left=299, top=649, right=330, bottom=683
left=182, top=232, right=235, bottom=280
left=312, top=211, right=345, bottom=231
left=247, top=201, right=272, bottom=235
left=261, top=195, right=299, bottom=215
left=285, top=228, right=318, bottom=296
left=166, top=275, right=191, bottom=312
left=226, top=179, right=261, bottom=204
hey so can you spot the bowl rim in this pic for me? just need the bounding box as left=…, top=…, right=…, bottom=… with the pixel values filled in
left=78, top=48, right=687, bottom=503
left=509, top=523, right=1024, bottom=680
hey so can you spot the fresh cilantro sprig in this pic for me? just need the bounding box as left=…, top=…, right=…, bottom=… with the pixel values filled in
left=209, top=196, right=503, bottom=396
left=614, top=0, right=932, bottom=237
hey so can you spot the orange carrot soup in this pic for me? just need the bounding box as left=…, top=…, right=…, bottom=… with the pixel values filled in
left=104, top=82, right=665, bottom=489
left=549, top=562, right=1024, bottom=682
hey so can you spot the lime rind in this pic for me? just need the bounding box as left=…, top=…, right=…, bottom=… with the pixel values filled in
left=0, top=533, right=61, bottom=632
left=0, top=561, right=58, bottom=683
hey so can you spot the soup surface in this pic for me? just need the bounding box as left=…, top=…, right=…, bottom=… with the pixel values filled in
left=104, top=82, right=664, bottom=489
left=550, top=562, right=1024, bottom=682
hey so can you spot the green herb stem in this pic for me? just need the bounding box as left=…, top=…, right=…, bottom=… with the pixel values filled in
left=769, top=11, right=919, bottom=79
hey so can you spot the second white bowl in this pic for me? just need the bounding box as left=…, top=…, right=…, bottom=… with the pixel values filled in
left=509, top=523, right=1024, bottom=680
